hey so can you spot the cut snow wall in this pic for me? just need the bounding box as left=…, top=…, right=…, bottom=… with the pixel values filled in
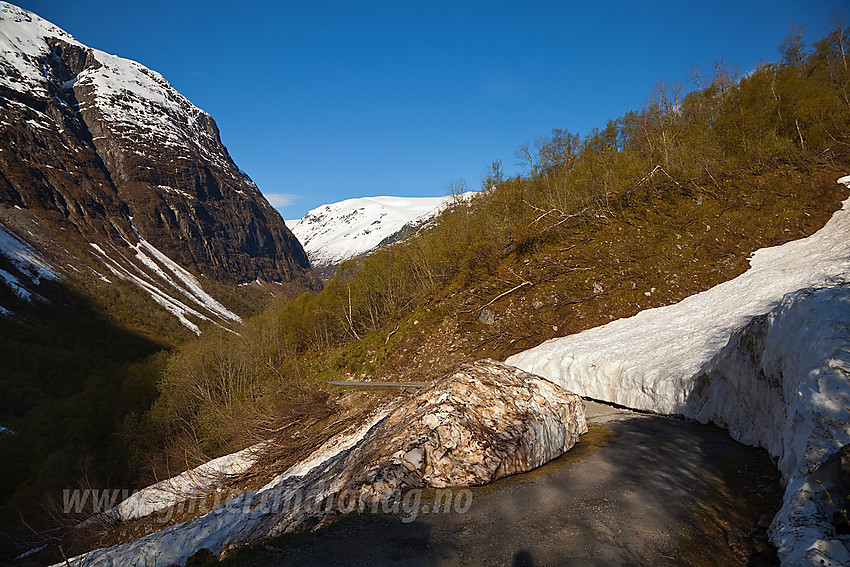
left=686, top=284, right=850, bottom=565
left=507, top=179, right=850, bottom=566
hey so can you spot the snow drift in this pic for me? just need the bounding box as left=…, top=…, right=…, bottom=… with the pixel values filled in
left=507, top=177, right=850, bottom=565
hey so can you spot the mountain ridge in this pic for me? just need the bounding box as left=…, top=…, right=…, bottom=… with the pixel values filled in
left=0, top=1, right=319, bottom=335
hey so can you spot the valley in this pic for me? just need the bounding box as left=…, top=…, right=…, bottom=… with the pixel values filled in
left=1, top=2, right=850, bottom=566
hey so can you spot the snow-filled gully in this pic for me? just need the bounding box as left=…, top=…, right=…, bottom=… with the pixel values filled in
left=508, top=176, right=850, bottom=565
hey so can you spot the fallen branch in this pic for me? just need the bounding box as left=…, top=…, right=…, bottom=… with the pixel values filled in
left=522, top=200, right=590, bottom=230
left=463, top=280, right=533, bottom=314
left=385, top=324, right=400, bottom=345
left=630, top=164, right=686, bottom=194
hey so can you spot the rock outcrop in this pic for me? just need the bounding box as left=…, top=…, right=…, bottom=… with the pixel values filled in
left=54, top=360, right=586, bottom=566
left=0, top=1, right=318, bottom=294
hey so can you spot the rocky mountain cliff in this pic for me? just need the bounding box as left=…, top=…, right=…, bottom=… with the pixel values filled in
left=0, top=2, right=318, bottom=334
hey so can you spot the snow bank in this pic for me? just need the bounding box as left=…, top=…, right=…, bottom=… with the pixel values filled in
left=507, top=188, right=850, bottom=413
left=688, top=284, right=850, bottom=565
left=507, top=178, right=850, bottom=565
left=110, top=444, right=263, bottom=523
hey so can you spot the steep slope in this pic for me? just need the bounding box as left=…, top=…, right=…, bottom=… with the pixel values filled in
left=287, top=194, right=469, bottom=277
left=0, top=1, right=319, bottom=336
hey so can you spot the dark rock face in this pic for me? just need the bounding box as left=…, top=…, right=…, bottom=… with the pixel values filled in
left=0, top=4, right=318, bottom=289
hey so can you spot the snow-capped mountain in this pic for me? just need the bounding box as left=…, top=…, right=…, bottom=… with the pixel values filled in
left=0, top=2, right=319, bottom=333
left=287, top=194, right=472, bottom=275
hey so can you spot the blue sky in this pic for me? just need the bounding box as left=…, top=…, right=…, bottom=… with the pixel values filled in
left=21, top=0, right=849, bottom=219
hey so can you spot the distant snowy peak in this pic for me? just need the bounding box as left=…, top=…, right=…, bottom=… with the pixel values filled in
left=287, top=194, right=472, bottom=270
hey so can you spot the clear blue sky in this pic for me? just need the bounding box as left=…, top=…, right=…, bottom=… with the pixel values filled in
left=20, top=1, right=849, bottom=219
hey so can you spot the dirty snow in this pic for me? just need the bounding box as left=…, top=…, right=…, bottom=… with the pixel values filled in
left=50, top=362, right=587, bottom=567
left=51, top=408, right=393, bottom=566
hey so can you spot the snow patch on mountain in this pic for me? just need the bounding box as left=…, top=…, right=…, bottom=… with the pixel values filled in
left=0, top=1, right=80, bottom=96
left=286, top=194, right=471, bottom=268
left=0, top=1, right=235, bottom=170
left=0, top=221, right=60, bottom=301
left=0, top=222, right=60, bottom=283
left=89, top=231, right=241, bottom=334
left=132, top=235, right=241, bottom=323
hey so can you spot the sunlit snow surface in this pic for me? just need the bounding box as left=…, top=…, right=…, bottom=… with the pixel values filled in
left=89, top=229, right=242, bottom=335
left=287, top=194, right=472, bottom=267
left=508, top=176, right=850, bottom=565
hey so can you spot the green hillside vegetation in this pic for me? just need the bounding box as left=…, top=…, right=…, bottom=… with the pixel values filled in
left=132, top=25, right=850, bottom=478
left=0, top=222, right=279, bottom=555
left=5, top=24, right=850, bottom=561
